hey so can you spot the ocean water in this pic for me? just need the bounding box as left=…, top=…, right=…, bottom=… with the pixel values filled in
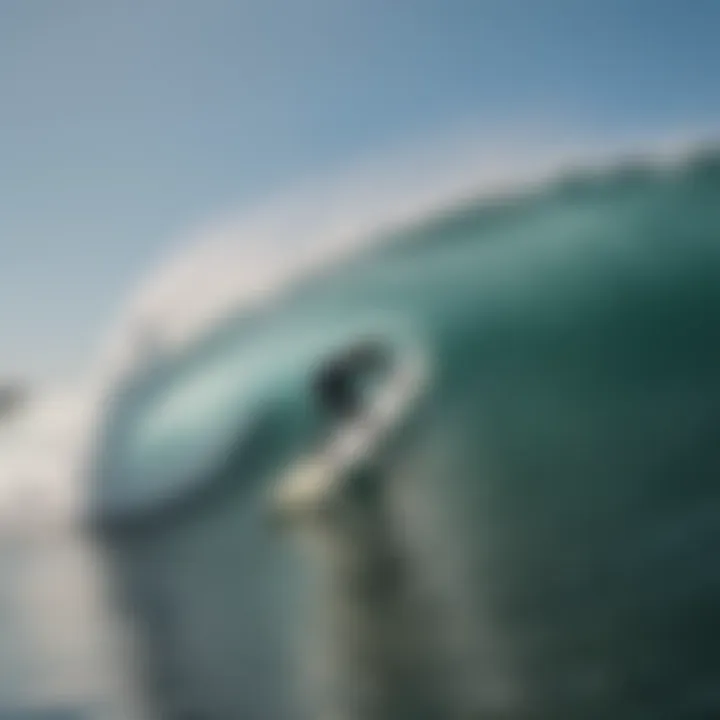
left=3, top=148, right=720, bottom=719
left=0, top=526, right=146, bottom=720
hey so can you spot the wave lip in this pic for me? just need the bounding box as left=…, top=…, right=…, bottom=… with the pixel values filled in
left=97, top=131, right=719, bottom=384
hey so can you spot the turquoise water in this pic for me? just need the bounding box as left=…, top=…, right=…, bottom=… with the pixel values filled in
left=6, top=149, right=720, bottom=719
left=95, top=149, right=720, bottom=719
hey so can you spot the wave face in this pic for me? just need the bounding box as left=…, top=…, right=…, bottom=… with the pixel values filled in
left=92, top=149, right=720, bottom=719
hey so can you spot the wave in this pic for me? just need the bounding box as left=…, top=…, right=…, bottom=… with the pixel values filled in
left=1, top=137, right=717, bottom=529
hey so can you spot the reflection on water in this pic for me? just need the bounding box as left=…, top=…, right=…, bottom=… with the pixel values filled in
left=0, top=524, right=145, bottom=720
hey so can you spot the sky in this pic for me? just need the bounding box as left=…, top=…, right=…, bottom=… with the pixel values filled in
left=1, top=0, right=719, bottom=381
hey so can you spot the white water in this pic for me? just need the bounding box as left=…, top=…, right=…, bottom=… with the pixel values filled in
left=0, top=528, right=145, bottom=718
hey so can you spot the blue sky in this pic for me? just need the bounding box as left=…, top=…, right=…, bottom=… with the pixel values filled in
left=1, top=0, right=719, bottom=380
